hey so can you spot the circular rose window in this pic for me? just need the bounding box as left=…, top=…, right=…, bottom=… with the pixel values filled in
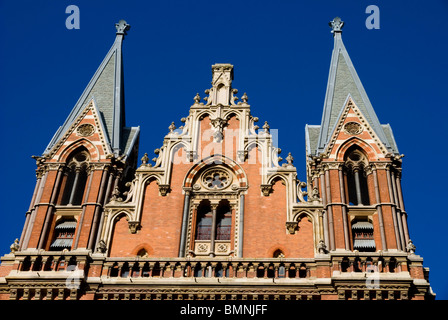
left=201, top=168, right=232, bottom=190
left=343, top=122, right=363, bottom=135
left=77, top=123, right=95, bottom=137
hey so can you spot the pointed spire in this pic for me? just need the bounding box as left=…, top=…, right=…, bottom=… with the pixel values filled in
left=314, top=17, right=396, bottom=155
left=44, top=20, right=138, bottom=158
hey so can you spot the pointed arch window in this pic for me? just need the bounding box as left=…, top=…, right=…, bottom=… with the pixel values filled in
left=60, top=148, right=90, bottom=205
left=344, top=147, right=370, bottom=205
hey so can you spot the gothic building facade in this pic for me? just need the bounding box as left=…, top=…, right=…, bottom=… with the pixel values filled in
left=0, top=18, right=434, bottom=300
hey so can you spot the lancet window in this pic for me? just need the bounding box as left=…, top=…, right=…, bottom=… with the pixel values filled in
left=60, top=148, right=90, bottom=205
left=344, top=147, right=370, bottom=206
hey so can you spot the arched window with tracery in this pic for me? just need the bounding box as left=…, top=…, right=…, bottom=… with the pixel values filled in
left=193, top=199, right=233, bottom=256
left=344, top=146, right=370, bottom=206
left=60, top=148, right=90, bottom=205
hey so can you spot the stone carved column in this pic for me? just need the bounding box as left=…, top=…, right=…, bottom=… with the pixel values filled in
left=209, top=203, right=218, bottom=257
left=178, top=189, right=191, bottom=257
left=238, top=193, right=245, bottom=258
left=319, top=170, right=329, bottom=249
left=353, top=167, right=363, bottom=205
left=68, top=167, right=82, bottom=205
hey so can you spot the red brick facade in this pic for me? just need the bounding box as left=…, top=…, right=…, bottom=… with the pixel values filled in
left=0, top=19, right=434, bottom=301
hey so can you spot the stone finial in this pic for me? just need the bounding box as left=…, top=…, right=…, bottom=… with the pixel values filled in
left=329, top=17, right=344, bottom=34
left=168, top=122, right=176, bottom=133
left=96, top=240, right=107, bottom=253
left=10, top=239, right=19, bottom=253
left=262, top=121, right=270, bottom=133
left=141, top=153, right=149, bottom=165
left=407, top=240, right=416, bottom=254
left=115, top=19, right=131, bottom=35
left=193, top=93, right=201, bottom=104
left=317, top=239, right=327, bottom=254
left=286, top=152, right=294, bottom=166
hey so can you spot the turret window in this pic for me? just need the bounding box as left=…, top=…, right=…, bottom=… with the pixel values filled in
left=50, top=219, right=77, bottom=251
left=344, top=147, right=370, bottom=205
left=352, top=220, right=375, bottom=252
left=60, top=149, right=90, bottom=206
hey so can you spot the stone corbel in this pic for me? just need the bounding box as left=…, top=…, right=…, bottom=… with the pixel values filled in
left=237, top=150, right=247, bottom=163
left=159, top=184, right=170, bottom=196
left=260, top=184, right=272, bottom=196
left=285, top=221, right=299, bottom=234
left=128, top=221, right=141, bottom=234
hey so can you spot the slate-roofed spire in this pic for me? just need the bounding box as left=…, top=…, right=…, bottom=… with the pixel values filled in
left=311, top=17, right=398, bottom=156
left=43, top=19, right=137, bottom=158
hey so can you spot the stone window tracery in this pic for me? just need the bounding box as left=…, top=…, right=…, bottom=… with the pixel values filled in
left=201, top=168, right=232, bottom=190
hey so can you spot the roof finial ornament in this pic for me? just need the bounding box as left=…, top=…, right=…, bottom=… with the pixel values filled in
left=329, top=17, right=344, bottom=34
left=115, top=19, right=131, bottom=35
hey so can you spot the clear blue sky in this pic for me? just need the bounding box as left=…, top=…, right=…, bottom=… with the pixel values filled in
left=0, top=0, right=447, bottom=299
